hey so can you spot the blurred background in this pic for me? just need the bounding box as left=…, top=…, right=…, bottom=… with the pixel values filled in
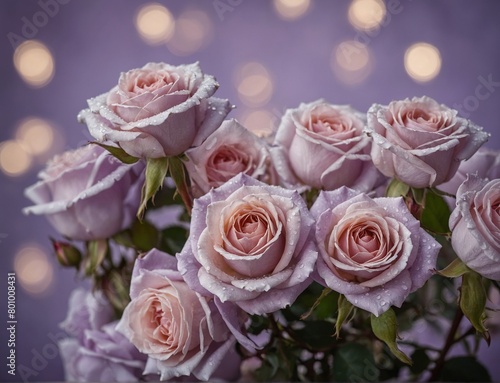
left=1, top=0, right=500, bottom=381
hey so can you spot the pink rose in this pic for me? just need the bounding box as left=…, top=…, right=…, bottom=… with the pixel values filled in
left=23, top=145, right=143, bottom=241
left=449, top=175, right=500, bottom=280
left=271, top=99, right=382, bottom=191
left=311, top=187, right=440, bottom=316
left=440, top=147, right=500, bottom=196
left=116, top=249, right=235, bottom=381
left=185, top=119, right=277, bottom=197
left=177, top=174, right=318, bottom=315
left=366, top=96, right=489, bottom=188
left=78, top=62, right=231, bottom=159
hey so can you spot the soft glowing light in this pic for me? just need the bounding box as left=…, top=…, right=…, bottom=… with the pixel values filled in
left=348, top=0, right=386, bottom=31
left=331, top=41, right=373, bottom=85
left=15, top=118, right=55, bottom=155
left=14, top=245, right=53, bottom=295
left=0, top=140, right=32, bottom=176
left=167, top=9, right=213, bottom=56
left=404, top=42, right=442, bottom=83
left=13, top=40, right=54, bottom=88
left=273, top=0, right=311, bottom=20
left=135, top=3, right=175, bottom=45
left=234, top=62, right=273, bottom=107
left=240, top=110, right=277, bottom=138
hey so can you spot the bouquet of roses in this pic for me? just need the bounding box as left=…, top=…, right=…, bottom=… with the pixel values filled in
left=24, top=61, right=499, bottom=382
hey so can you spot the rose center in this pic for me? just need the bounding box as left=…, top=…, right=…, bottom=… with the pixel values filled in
left=310, top=115, right=350, bottom=136
left=132, top=72, right=174, bottom=92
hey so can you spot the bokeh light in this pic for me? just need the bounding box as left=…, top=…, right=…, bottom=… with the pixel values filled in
left=331, top=40, right=373, bottom=85
left=234, top=62, right=274, bottom=107
left=15, top=118, right=55, bottom=156
left=273, top=0, right=311, bottom=20
left=348, top=0, right=386, bottom=31
left=13, top=40, right=54, bottom=88
left=167, top=9, right=213, bottom=56
left=240, top=109, right=277, bottom=138
left=404, top=42, right=442, bottom=83
left=0, top=140, right=32, bottom=177
left=135, top=3, right=175, bottom=45
left=14, top=245, right=54, bottom=295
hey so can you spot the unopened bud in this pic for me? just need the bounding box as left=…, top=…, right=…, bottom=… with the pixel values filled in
left=52, top=239, right=82, bottom=268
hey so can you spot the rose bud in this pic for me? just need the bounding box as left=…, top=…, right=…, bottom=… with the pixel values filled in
left=52, top=239, right=82, bottom=268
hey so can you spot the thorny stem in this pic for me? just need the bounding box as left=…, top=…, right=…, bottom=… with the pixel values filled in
left=427, top=308, right=464, bottom=382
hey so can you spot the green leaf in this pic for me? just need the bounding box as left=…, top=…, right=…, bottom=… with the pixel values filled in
left=137, top=157, right=169, bottom=220
left=92, top=142, right=140, bottom=164
left=254, top=353, right=280, bottom=381
left=283, top=282, right=325, bottom=321
left=439, top=356, right=491, bottom=382
left=335, top=294, right=354, bottom=338
left=431, top=186, right=456, bottom=199
left=112, top=230, right=135, bottom=248
left=411, top=187, right=426, bottom=206
left=371, top=308, right=412, bottom=365
left=292, top=320, right=336, bottom=351
left=159, top=226, right=188, bottom=255
left=301, top=287, right=332, bottom=320
left=85, top=239, right=108, bottom=276
left=460, top=271, right=490, bottom=342
left=130, top=220, right=159, bottom=251
left=420, top=189, right=451, bottom=234
left=437, top=258, right=470, bottom=278
left=333, top=343, right=379, bottom=382
left=168, top=156, right=192, bottom=214
left=386, top=178, right=410, bottom=198
left=410, top=349, right=430, bottom=375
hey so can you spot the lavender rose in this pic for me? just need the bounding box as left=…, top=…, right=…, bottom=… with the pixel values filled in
left=59, top=288, right=114, bottom=343
left=311, top=187, right=441, bottom=316
left=116, top=249, right=235, bottom=381
left=58, top=289, right=145, bottom=382
left=365, top=96, right=489, bottom=188
left=440, top=147, right=500, bottom=195
left=185, top=119, right=277, bottom=197
left=449, top=175, right=500, bottom=280
left=177, top=174, right=318, bottom=315
left=271, top=99, right=382, bottom=191
left=59, top=322, right=146, bottom=382
left=24, top=145, right=143, bottom=241
left=78, top=62, right=231, bottom=159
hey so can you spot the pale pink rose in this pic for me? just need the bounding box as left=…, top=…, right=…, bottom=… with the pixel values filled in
left=23, top=145, right=143, bottom=241
left=449, top=175, right=500, bottom=280
left=311, top=187, right=440, bottom=316
left=78, top=62, right=231, bottom=159
left=366, top=96, right=489, bottom=188
left=116, top=249, right=235, bottom=381
left=177, top=174, right=318, bottom=315
left=439, top=147, right=500, bottom=195
left=271, top=99, right=382, bottom=192
left=185, top=119, right=277, bottom=197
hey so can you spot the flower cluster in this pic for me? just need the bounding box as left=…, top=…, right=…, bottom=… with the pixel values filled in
left=24, top=62, right=499, bottom=382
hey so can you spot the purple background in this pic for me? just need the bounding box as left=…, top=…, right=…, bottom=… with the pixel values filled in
left=1, top=0, right=500, bottom=381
